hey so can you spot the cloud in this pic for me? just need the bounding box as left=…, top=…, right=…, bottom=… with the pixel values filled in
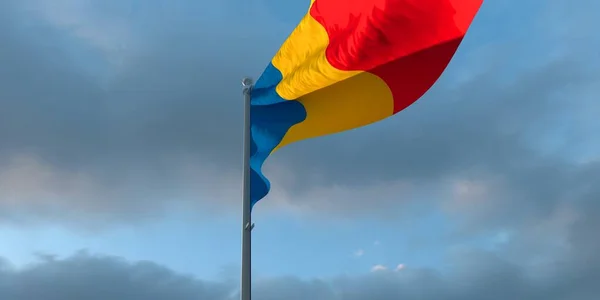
left=1, top=0, right=599, bottom=232
left=1, top=244, right=600, bottom=300
left=394, top=264, right=405, bottom=272
left=0, top=252, right=233, bottom=300
left=353, top=249, right=364, bottom=258
left=370, top=265, right=387, bottom=272
left=0, top=0, right=294, bottom=225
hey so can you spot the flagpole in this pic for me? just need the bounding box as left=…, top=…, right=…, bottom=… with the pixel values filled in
left=241, top=77, right=254, bottom=300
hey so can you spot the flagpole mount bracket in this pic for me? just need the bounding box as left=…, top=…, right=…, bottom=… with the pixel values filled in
left=245, top=222, right=255, bottom=231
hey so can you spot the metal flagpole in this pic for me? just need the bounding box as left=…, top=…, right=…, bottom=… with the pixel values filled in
left=240, top=77, right=254, bottom=300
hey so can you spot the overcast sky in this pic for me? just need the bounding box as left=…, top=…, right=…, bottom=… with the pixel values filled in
left=1, top=0, right=599, bottom=299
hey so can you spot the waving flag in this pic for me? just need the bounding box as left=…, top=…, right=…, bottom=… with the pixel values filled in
left=249, top=0, right=483, bottom=207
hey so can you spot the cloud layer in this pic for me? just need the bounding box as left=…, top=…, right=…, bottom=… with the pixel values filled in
left=2, top=239, right=599, bottom=300
left=1, top=0, right=598, bottom=227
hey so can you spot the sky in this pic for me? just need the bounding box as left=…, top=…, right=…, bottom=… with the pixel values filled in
left=0, top=0, right=599, bottom=299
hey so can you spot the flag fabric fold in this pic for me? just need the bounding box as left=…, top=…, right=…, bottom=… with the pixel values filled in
left=249, top=0, right=483, bottom=208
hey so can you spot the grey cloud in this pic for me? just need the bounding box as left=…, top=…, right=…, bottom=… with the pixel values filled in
left=0, top=0, right=287, bottom=173
left=0, top=0, right=274, bottom=224
left=0, top=252, right=233, bottom=300
left=2, top=233, right=600, bottom=300
left=1, top=0, right=599, bottom=226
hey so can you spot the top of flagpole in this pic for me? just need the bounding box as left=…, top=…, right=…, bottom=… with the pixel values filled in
left=242, top=77, right=253, bottom=94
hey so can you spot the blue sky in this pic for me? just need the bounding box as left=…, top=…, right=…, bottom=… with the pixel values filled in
left=1, top=0, right=599, bottom=299
left=0, top=202, right=456, bottom=278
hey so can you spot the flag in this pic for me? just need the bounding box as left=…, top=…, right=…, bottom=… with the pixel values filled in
left=249, top=0, right=483, bottom=207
